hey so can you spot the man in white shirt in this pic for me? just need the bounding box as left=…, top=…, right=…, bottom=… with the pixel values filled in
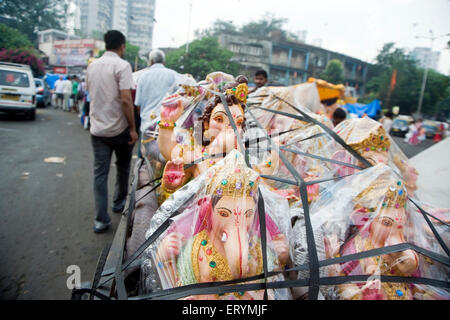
left=86, top=30, right=138, bottom=233
left=62, top=76, right=72, bottom=111
left=54, top=76, right=65, bottom=109
left=134, top=49, right=180, bottom=134
left=134, top=49, right=180, bottom=158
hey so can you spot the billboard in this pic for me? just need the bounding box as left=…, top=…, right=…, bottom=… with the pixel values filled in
left=53, top=39, right=104, bottom=66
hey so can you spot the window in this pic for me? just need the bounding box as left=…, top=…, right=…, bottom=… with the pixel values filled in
left=0, top=70, right=30, bottom=88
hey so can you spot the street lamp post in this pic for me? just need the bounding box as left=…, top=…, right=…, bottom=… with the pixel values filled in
left=415, top=31, right=450, bottom=117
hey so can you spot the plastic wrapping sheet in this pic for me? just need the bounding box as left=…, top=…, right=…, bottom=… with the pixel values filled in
left=292, top=163, right=449, bottom=300
left=332, top=118, right=419, bottom=194
left=141, top=72, right=242, bottom=163
left=141, top=150, right=293, bottom=300
left=247, top=83, right=323, bottom=131
left=275, top=114, right=338, bottom=200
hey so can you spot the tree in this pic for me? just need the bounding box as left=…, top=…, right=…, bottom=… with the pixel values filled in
left=197, top=13, right=298, bottom=42
left=240, top=13, right=298, bottom=41
left=124, top=42, right=146, bottom=70
left=0, top=24, right=33, bottom=49
left=0, top=48, right=45, bottom=77
left=364, top=42, right=449, bottom=116
left=320, top=59, right=344, bottom=84
left=165, top=37, right=240, bottom=80
left=195, top=19, right=239, bottom=38
left=0, top=0, right=70, bottom=44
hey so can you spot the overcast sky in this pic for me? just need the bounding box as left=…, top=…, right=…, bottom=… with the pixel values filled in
left=152, top=0, right=450, bottom=74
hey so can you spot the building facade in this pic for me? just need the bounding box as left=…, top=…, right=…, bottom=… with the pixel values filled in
left=410, top=47, right=441, bottom=72
left=218, top=34, right=370, bottom=96
left=76, top=0, right=155, bottom=56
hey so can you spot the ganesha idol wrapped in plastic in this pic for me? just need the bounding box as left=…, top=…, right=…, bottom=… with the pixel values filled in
left=267, top=112, right=337, bottom=204
left=332, top=117, right=419, bottom=195
left=292, top=163, right=449, bottom=300
left=141, top=150, right=293, bottom=300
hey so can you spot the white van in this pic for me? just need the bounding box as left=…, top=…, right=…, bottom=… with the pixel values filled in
left=0, top=62, right=36, bottom=120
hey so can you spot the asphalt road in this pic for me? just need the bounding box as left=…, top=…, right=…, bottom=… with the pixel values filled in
left=0, top=107, right=137, bottom=300
left=0, top=108, right=437, bottom=300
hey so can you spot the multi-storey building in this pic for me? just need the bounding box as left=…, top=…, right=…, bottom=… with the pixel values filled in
left=76, top=0, right=113, bottom=38
left=75, top=0, right=155, bottom=56
left=410, top=47, right=441, bottom=72
left=218, top=33, right=370, bottom=96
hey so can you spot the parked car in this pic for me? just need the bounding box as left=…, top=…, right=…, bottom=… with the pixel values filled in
left=35, top=78, right=51, bottom=108
left=390, top=118, right=409, bottom=137
left=0, top=62, right=36, bottom=120
left=422, top=120, right=438, bottom=139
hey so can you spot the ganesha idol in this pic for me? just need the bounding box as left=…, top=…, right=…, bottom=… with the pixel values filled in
left=265, top=112, right=336, bottom=205
left=292, top=163, right=449, bottom=300
left=156, top=75, right=280, bottom=206
left=332, top=117, right=419, bottom=195
left=141, top=150, right=292, bottom=300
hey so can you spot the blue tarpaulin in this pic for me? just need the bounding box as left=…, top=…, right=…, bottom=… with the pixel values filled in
left=343, top=99, right=381, bottom=118
left=45, top=73, right=67, bottom=89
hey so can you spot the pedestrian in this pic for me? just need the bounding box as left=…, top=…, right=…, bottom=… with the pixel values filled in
left=77, top=77, right=86, bottom=118
left=380, top=110, right=394, bottom=133
left=86, top=30, right=138, bottom=233
left=249, top=69, right=268, bottom=94
left=134, top=48, right=181, bottom=158
left=54, top=76, right=65, bottom=109
left=62, top=76, right=72, bottom=111
left=407, top=119, right=420, bottom=145
left=433, top=123, right=445, bottom=142
left=332, top=107, right=347, bottom=127
left=71, top=75, right=79, bottom=114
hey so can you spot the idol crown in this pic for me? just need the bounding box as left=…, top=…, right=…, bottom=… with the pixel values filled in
left=225, top=83, right=249, bottom=104
left=206, top=151, right=259, bottom=198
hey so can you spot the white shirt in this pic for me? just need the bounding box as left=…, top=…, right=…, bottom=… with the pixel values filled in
left=54, top=79, right=65, bottom=94
left=134, top=63, right=181, bottom=133
left=86, top=51, right=134, bottom=137
left=63, top=79, right=72, bottom=94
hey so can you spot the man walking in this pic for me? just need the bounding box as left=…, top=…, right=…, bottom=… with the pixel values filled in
left=62, top=76, right=72, bottom=111
left=86, top=30, right=138, bottom=233
left=54, top=76, right=65, bottom=109
left=134, top=49, right=180, bottom=157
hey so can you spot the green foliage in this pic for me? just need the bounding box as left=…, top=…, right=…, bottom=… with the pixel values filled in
left=197, top=13, right=298, bottom=41
left=165, top=37, right=240, bottom=80
left=364, top=42, right=449, bottom=116
left=0, top=48, right=45, bottom=77
left=320, top=59, right=344, bottom=84
left=124, top=42, right=146, bottom=69
left=0, top=24, right=33, bottom=49
left=0, top=0, right=70, bottom=43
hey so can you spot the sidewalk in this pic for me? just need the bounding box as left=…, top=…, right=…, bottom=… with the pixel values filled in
left=409, top=137, right=450, bottom=208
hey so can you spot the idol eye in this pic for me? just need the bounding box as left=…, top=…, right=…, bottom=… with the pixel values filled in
left=218, top=210, right=229, bottom=217
left=245, top=210, right=253, bottom=217
left=214, top=117, right=223, bottom=123
left=382, top=218, right=392, bottom=227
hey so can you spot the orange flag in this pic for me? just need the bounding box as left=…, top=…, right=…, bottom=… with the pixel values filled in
left=390, top=69, right=397, bottom=91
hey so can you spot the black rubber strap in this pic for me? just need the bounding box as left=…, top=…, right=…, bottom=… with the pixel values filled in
left=251, top=105, right=309, bottom=122
left=250, top=145, right=365, bottom=171
left=270, top=93, right=373, bottom=168
left=257, top=188, right=269, bottom=300
left=246, top=107, right=321, bottom=300
left=409, top=198, right=450, bottom=257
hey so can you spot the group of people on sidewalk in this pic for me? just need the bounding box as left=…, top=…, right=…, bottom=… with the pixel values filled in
left=53, top=74, right=91, bottom=129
